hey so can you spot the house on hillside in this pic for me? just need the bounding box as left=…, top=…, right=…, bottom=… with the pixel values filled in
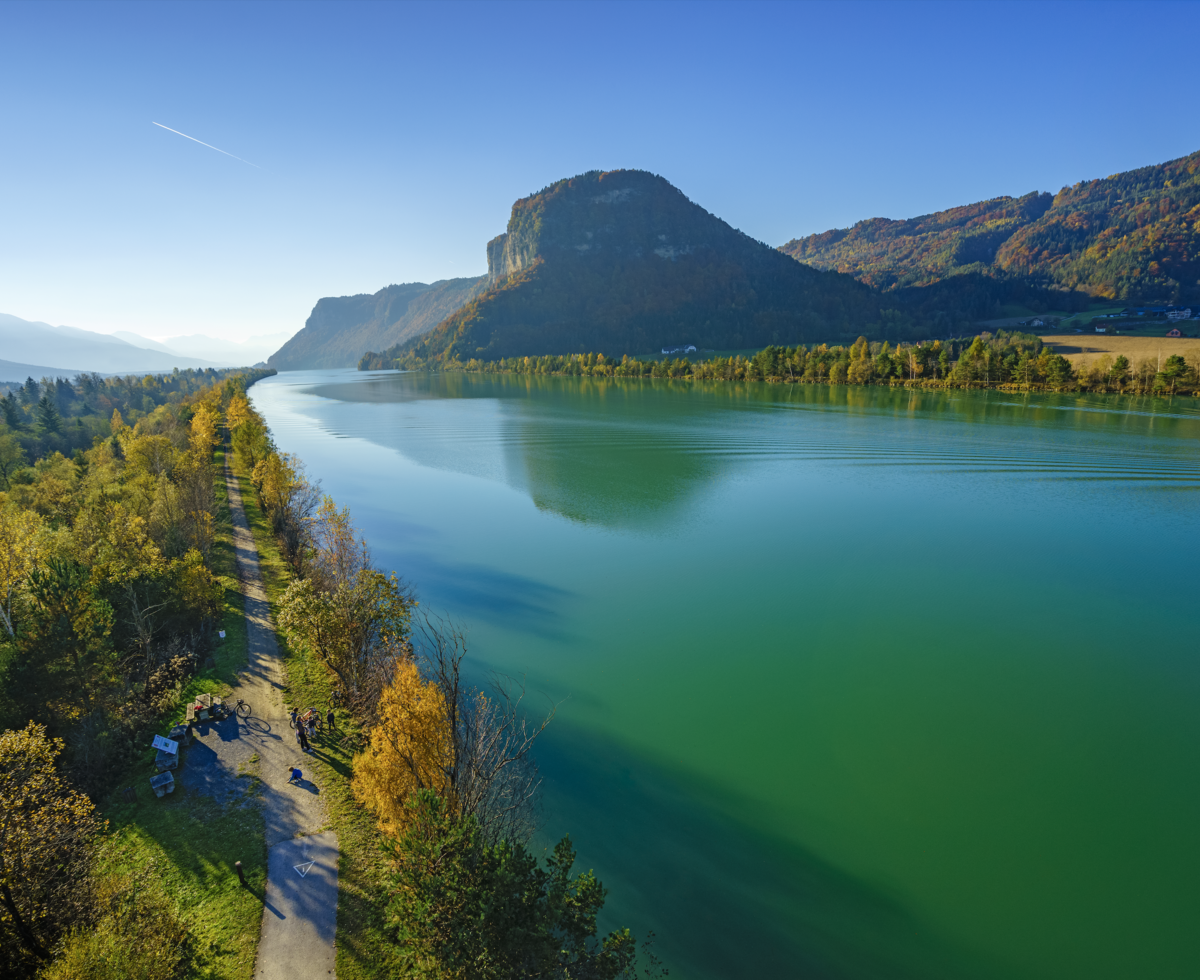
left=1165, top=307, right=1193, bottom=321
left=1095, top=326, right=1107, bottom=333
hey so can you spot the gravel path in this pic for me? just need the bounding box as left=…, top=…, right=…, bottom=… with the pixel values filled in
left=180, top=455, right=339, bottom=979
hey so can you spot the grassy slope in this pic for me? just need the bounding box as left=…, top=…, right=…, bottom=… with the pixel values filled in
left=94, top=446, right=266, bottom=980
left=228, top=460, right=399, bottom=980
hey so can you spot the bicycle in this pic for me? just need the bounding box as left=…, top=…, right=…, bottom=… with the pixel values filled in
left=231, top=698, right=251, bottom=718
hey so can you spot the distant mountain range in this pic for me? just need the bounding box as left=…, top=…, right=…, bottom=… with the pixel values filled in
left=208, top=150, right=1200, bottom=374
left=112, top=330, right=291, bottom=366
left=268, top=278, right=487, bottom=370
left=0, top=313, right=290, bottom=381
left=781, top=149, right=1200, bottom=307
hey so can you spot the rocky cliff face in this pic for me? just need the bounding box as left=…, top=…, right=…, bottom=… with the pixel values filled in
left=269, top=277, right=486, bottom=370
left=394, top=169, right=881, bottom=362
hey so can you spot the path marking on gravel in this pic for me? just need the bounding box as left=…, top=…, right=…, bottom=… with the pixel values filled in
left=256, top=832, right=339, bottom=980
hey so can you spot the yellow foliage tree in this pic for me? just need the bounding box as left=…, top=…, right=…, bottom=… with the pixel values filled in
left=0, top=723, right=101, bottom=963
left=251, top=451, right=294, bottom=513
left=353, top=658, right=452, bottom=839
left=225, top=393, right=252, bottom=430
left=0, top=506, right=47, bottom=637
left=123, top=435, right=177, bottom=482
left=109, top=409, right=127, bottom=437
left=188, top=404, right=220, bottom=457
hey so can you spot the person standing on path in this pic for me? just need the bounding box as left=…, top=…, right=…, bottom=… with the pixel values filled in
left=297, top=723, right=310, bottom=753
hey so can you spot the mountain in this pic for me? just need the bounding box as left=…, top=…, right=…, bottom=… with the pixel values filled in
left=780, top=193, right=1054, bottom=291
left=379, top=170, right=881, bottom=365
left=0, top=313, right=227, bottom=374
left=0, top=359, right=91, bottom=384
left=269, top=277, right=487, bottom=370
left=114, top=330, right=291, bottom=366
left=781, top=149, right=1200, bottom=307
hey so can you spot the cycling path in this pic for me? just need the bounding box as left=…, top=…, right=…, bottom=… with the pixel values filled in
left=182, top=455, right=338, bottom=980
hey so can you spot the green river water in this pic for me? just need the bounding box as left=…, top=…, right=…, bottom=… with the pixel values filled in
left=250, top=370, right=1199, bottom=980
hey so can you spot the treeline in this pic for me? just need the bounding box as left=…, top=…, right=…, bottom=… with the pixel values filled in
left=227, top=399, right=664, bottom=978
left=0, top=367, right=274, bottom=474
left=0, top=371, right=263, bottom=977
left=393, top=332, right=1200, bottom=395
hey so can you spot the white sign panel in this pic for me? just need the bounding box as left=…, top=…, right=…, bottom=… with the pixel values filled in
left=152, top=735, right=178, bottom=754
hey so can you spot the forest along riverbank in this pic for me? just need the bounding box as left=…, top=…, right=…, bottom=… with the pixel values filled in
left=376, top=331, right=1200, bottom=396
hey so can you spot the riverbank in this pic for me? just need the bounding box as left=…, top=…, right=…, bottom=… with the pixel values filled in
left=379, top=335, right=1200, bottom=397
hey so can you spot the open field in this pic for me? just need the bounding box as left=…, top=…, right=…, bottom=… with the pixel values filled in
left=1040, top=334, right=1200, bottom=369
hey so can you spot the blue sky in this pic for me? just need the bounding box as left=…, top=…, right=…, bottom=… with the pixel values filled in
left=2, top=0, right=1197, bottom=341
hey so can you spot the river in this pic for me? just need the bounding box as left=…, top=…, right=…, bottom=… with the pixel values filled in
left=250, top=369, right=1199, bottom=980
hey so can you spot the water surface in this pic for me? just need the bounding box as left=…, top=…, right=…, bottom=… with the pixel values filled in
left=251, top=370, right=1199, bottom=980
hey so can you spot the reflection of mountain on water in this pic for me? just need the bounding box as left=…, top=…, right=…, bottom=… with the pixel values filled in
left=300, top=371, right=1200, bottom=526
left=305, top=372, right=740, bottom=528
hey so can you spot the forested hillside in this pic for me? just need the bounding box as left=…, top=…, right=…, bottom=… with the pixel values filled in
left=782, top=149, right=1200, bottom=307
left=269, top=277, right=486, bottom=370
left=365, top=170, right=886, bottom=366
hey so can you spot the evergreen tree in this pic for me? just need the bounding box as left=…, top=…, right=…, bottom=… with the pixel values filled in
left=2, top=393, right=23, bottom=430
left=35, top=396, right=61, bottom=435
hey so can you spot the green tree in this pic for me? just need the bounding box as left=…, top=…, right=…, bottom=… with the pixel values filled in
left=277, top=568, right=414, bottom=698
left=1045, top=354, right=1073, bottom=387
left=35, top=396, right=62, bottom=435
left=2, top=394, right=24, bottom=430
left=0, top=433, right=26, bottom=490
left=386, top=790, right=657, bottom=980
left=1160, top=354, right=1188, bottom=393
left=24, top=559, right=115, bottom=716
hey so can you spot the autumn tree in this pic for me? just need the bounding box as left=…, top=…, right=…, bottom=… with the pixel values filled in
left=353, top=658, right=451, bottom=838
left=187, top=403, right=220, bottom=457
left=0, top=723, right=101, bottom=973
left=225, top=393, right=252, bottom=431
left=0, top=507, right=47, bottom=637
left=252, top=452, right=320, bottom=570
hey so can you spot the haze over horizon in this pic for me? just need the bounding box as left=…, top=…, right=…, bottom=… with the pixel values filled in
left=2, top=0, right=1197, bottom=342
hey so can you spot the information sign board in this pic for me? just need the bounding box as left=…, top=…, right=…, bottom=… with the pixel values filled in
left=152, top=734, right=178, bottom=754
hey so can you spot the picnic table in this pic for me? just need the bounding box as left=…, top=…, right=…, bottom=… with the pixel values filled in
left=150, top=771, right=175, bottom=797
left=185, top=693, right=224, bottom=724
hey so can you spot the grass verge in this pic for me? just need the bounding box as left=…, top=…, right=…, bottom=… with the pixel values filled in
left=230, top=458, right=400, bottom=980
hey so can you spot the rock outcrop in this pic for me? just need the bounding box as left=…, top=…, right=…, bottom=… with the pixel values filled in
left=389, top=170, right=880, bottom=363
left=269, top=277, right=486, bottom=371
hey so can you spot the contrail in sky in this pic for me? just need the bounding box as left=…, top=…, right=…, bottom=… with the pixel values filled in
left=152, top=121, right=262, bottom=169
